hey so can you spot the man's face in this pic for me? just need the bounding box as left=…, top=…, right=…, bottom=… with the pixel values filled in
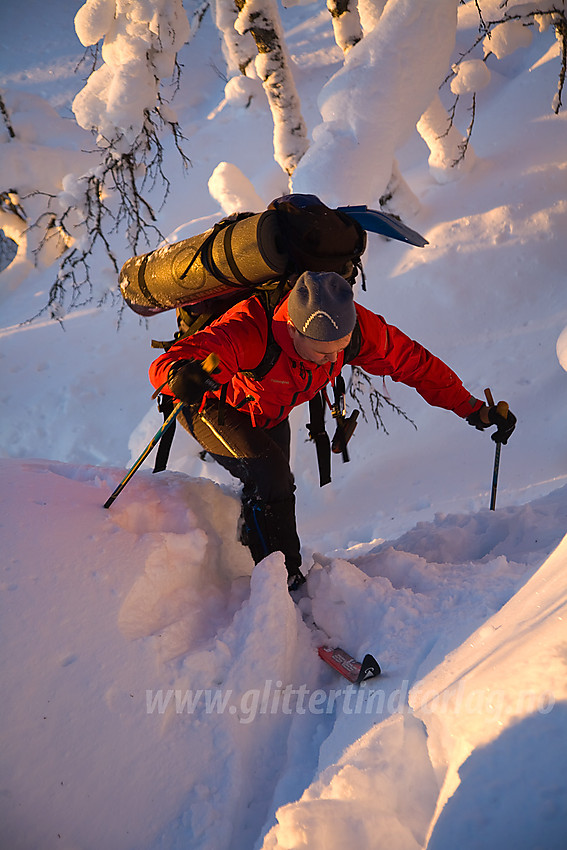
left=288, top=324, right=352, bottom=366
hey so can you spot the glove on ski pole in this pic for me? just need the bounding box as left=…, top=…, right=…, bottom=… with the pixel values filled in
left=466, top=395, right=516, bottom=445
left=167, top=355, right=220, bottom=406
left=468, top=388, right=515, bottom=511
left=487, top=388, right=510, bottom=511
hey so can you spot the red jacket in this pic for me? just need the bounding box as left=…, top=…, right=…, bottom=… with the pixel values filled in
left=149, top=294, right=482, bottom=428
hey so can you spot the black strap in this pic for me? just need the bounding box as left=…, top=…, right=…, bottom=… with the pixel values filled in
left=197, top=213, right=259, bottom=288
left=179, top=230, right=213, bottom=280
left=241, top=287, right=286, bottom=380
left=153, top=395, right=177, bottom=473
left=136, top=254, right=163, bottom=309
left=307, top=392, right=332, bottom=487
left=221, top=222, right=252, bottom=285
left=343, top=319, right=362, bottom=363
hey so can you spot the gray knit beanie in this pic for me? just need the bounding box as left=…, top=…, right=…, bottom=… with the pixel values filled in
left=287, top=271, right=356, bottom=341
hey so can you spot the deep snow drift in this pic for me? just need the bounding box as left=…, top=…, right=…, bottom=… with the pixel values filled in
left=1, top=460, right=566, bottom=849
left=1, top=1, right=567, bottom=848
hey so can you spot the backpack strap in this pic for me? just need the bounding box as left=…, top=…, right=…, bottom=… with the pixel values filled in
left=343, top=318, right=362, bottom=363
left=152, top=394, right=177, bottom=473
left=150, top=307, right=217, bottom=351
left=240, top=283, right=291, bottom=380
left=307, top=392, right=332, bottom=487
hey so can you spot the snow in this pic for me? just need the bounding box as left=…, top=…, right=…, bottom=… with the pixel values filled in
left=209, top=161, right=266, bottom=214
left=558, top=324, right=567, bottom=371
left=483, top=20, right=533, bottom=61
left=1, top=1, right=567, bottom=849
left=291, top=0, right=460, bottom=205
left=74, top=0, right=116, bottom=46
left=450, top=59, right=492, bottom=95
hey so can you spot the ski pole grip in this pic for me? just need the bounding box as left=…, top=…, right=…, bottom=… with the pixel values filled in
left=151, top=352, right=220, bottom=400
left=496, top=400, right=509, bottom=419
left=484, top=388, right=508, bottom=419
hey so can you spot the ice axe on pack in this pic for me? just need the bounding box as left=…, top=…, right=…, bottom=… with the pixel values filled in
left=484, top=387, right=509, bottom=511
left=103, top=353, right=219, bottom=509
left=329, top=374, right=359, bottom=461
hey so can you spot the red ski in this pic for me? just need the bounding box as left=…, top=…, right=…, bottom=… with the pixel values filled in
left=318, top=645, right=381, bottom=684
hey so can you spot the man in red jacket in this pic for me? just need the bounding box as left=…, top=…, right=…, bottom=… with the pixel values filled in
left=150, top=271, right=516, bottom=590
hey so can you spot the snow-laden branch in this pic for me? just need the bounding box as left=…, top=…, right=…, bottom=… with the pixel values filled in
left=416, top=93, right=476, bottom=184
left=73, top=0, right=190, bottom=144
left=450, top=1, right=567, bottom=115
left=0, top=91, right=16, bottom=140
left=20, top=0, right=195, bottom=318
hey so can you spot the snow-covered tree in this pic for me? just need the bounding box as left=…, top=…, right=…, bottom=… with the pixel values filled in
left=54, top=0, right=193, bottom=312
left=234, top=0, right=309, bottom=175
left=291, top=0, right=565, bottom=204
left=292, top=0, right=463, bottom=206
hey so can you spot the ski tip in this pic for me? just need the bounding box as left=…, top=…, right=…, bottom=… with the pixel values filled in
left=318, top=645, right=382, bottom=683
left=357, top=653, right=381, bottom=683
left=337, top=206, right=429, bottom=248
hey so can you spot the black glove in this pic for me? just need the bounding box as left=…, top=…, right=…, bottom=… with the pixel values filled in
left=168, top=359, right=218, bottom=406
left=467, top=402, right=517, bottom=445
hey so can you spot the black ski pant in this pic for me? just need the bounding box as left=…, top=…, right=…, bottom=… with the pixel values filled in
left=178, top=400, right=303, bottom=577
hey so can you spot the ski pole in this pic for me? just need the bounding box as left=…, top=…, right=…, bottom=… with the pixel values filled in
left=103, top=400, right=184, bottom=509
left=103, top=353, right=219, bottom=509
left=484, top=388, right=509, bottom=511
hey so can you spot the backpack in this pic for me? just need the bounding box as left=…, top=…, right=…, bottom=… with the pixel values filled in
left=119, top=193, right=367, bottom=317
left=119, top=193, right=427, bottom=481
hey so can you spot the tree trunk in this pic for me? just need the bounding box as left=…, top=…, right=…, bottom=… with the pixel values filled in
left=327, top=0, right=363, bottom=54
left=235, top=0, right=309, bottom=176
left=213, top=0, right=256, bottom=75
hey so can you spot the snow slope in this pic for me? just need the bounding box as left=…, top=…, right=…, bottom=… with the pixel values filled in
left=1, top=461, right=566, bottom=849
left=1, top=1, right=567, bottom=848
